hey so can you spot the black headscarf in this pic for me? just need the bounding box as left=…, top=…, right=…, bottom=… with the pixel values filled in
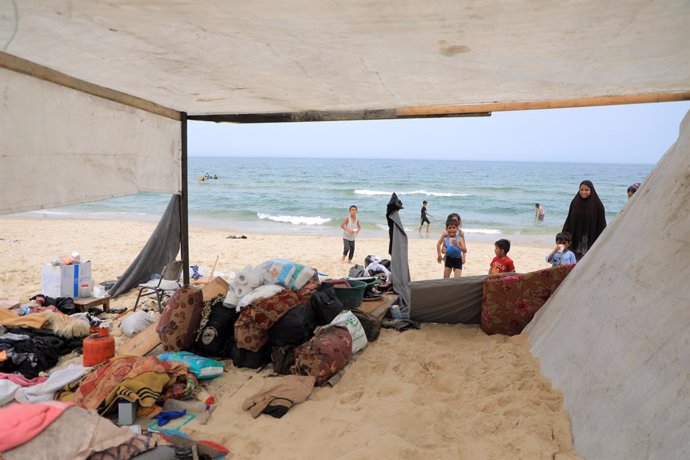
left=562, top=180, right=607, bottom=257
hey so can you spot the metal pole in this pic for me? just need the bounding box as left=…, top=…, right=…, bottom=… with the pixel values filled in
left=180, top=112, right=190, bottom=285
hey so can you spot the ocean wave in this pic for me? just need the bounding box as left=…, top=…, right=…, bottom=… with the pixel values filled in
left=463, top=228, right=501, bottom=235
left=355, top=189, right=468, bottom=197
left=257, top=212, right=331, bottom=226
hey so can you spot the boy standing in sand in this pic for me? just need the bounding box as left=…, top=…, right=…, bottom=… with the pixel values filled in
left=419, top=200, right=432, bottom=233
left=437, top=220, right=466, bottom=278
left=489, top=239, right=515, bottom=274
left=546, top=232, right=577, bottom=266
left=340, top=205, right=361, bottom=263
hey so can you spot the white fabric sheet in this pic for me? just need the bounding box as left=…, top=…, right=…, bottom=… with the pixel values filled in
left=0, top=68, right=181, bottom=214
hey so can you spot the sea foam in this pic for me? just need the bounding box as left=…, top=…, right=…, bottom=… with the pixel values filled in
left=463, top=228, right=501, bottom=235
left=355, top=189, right=467, bottom=197
left=257, top=212, right=331, bottom=226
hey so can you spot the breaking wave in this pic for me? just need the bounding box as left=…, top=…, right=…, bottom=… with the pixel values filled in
left=355, top=189, right=468, bottom=197
left=257, top=212, right=331, bottom=226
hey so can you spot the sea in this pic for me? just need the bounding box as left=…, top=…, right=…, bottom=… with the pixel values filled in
left=27, top=157, right=652, bottom=244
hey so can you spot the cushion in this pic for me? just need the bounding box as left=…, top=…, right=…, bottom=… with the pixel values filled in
left=246, top=289, right=301, bottom=330
left=480, top=264, right=575, bottom=336
left=234, top=309, right=269, bottom=352
left=157, top=286, right=203, bottom=351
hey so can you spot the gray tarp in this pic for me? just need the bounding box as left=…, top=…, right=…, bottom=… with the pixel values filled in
left=409, top=276, right=486, bottom=324
left=108, top=195, right=181, bottom=297
left=386, top=193, right=410, bottom=315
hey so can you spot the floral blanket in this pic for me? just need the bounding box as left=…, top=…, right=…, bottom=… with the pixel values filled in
left=480, top=264, right=575, bottom=335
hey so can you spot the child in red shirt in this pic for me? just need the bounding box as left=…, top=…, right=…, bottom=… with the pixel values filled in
left=489, top=239, right=515, bottom=274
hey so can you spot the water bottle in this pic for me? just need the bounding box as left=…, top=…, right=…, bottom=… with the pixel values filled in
left=79, top=281, right=92, bottom=298
left=389, top=305, right=402, bottom=319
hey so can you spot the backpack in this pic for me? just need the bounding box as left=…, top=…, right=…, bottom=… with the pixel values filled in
left=194, top=301, right=239, bottom=357
left=348, top=264, right=366, bottom=278
left=310, top=282, right=343, bottom=326
left=268, top=303, right=315, bottom=347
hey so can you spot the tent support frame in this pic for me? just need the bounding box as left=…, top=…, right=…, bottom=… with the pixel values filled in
left=180, top=113, right=190, bottom=286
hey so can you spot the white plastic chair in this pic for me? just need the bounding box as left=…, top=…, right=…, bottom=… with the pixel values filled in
left=133, top=260, right=183, bottom=311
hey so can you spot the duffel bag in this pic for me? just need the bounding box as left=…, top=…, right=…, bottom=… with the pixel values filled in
left=268, top=303, right=315, bottom=347
left=291, top=326, right=352, bottom=386
left=229, top=341, right=271, bottom=369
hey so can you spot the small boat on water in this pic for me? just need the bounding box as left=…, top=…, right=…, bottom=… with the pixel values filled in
left=197, top=173, right=219, bottom=182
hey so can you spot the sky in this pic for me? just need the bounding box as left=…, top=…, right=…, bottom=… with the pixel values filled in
left=189, top=101, right=690, bottom=164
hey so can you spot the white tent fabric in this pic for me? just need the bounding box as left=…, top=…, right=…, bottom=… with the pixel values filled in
left=527, top=111, right=690, bottom=459
left=0, top=2, right=689, bottom=455
left=0, top=68, right=181, bottom=214
left=1, top=1, right=688, bottom=116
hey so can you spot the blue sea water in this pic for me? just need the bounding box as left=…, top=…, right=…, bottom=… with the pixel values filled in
left=29, top=157, right=651, bottom=243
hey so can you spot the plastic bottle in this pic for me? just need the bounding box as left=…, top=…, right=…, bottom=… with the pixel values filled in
left=79, top=281, right=92, bottom=298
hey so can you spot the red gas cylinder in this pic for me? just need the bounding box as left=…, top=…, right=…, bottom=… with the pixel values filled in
left=83, top=325, right=115, bottom=367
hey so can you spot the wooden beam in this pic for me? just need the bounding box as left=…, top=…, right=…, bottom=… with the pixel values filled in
left=189, top=91, right=689, bottom=124
left=397, top=92, right=690, bottom=117
left=0, top=51, right=181, bottom=121
left=188, top=110, right=491, bottom=123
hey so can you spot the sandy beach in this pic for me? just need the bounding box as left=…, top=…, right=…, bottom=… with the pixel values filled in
left=0, top=217, right=553, bottom=301
left=0, top=217, right=581, bottom=458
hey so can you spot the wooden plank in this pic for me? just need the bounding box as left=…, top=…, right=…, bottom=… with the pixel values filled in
left=116, top=320, right=161, bottom=357
left=396, top=92, right=690, bottom=117
left=201, top=276, right=229, bottom=301
left=189, top=92, right=690, bottom=124
left=0, top=51, right=181, bottom=120
left=357, top=294, right=398, bottom=321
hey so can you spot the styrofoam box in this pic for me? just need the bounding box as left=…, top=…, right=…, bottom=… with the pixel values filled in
left=40, top=261, right=92, bottom=298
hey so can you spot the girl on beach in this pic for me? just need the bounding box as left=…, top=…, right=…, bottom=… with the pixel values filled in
left=562, top=180, right=607, bottom=261
left=439, top=213, right=467, bottom=267
left=340, top=205, right=361, bottom=263
left=437, top=219, right=466, bottom=278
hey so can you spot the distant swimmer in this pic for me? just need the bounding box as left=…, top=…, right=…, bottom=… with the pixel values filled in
left=535, top=203, right=545, bottom=221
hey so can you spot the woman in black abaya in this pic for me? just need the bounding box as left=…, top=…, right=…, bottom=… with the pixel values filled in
left=562, top=180, right=607, bottom=261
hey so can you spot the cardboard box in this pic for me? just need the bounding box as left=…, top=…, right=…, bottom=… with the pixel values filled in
left=40, top=261, right=92, bottom=298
